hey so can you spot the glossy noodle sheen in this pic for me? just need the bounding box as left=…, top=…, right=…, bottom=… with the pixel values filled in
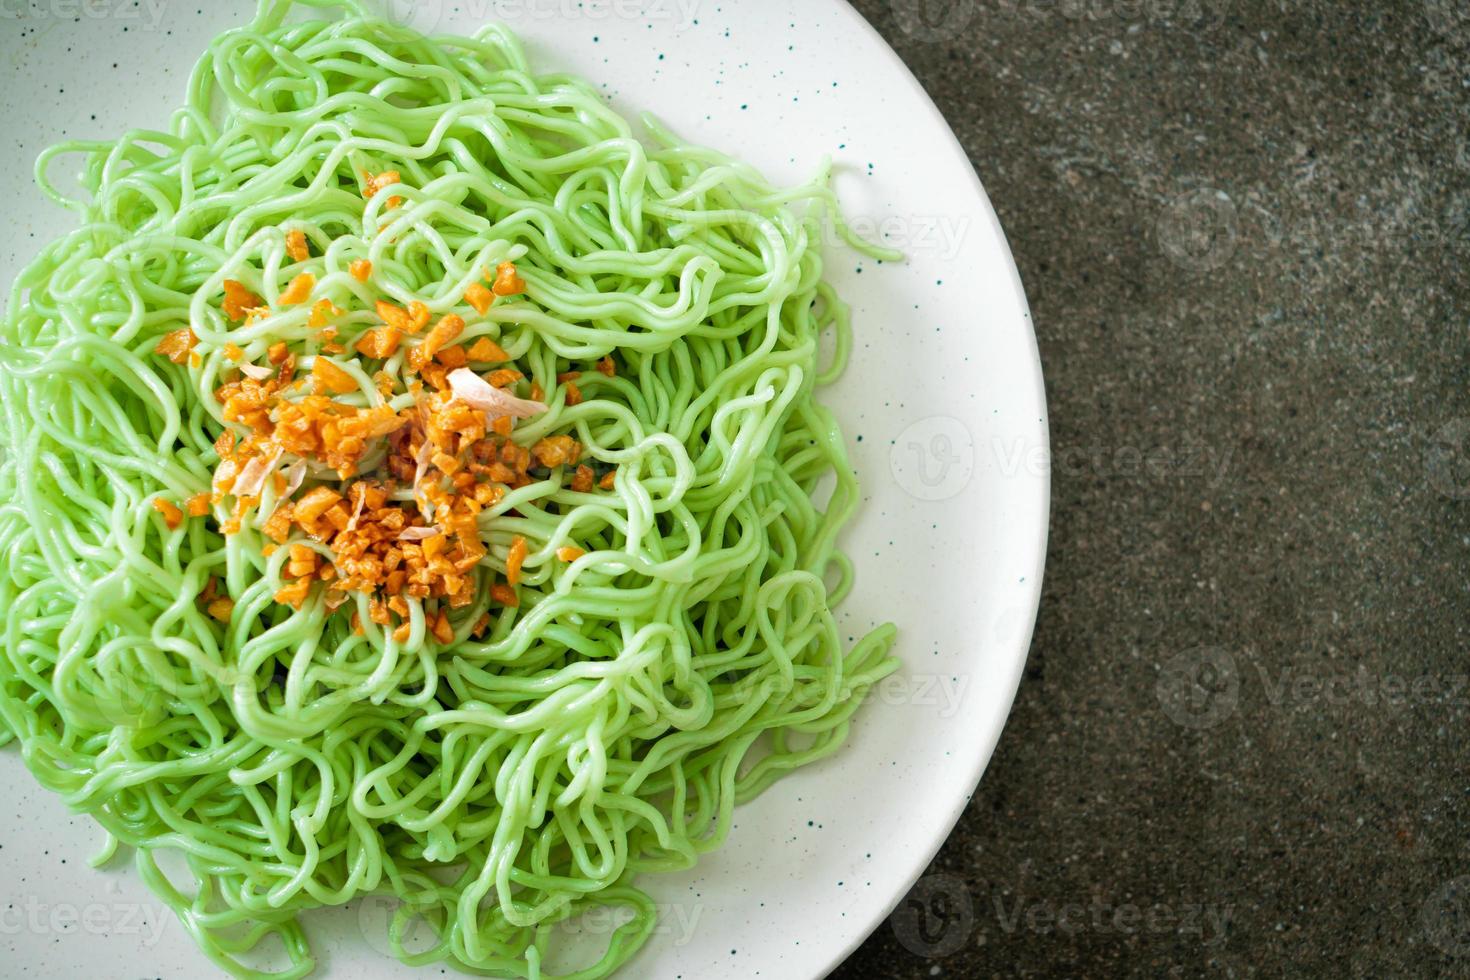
left=0, top=2, right=899, bottom=977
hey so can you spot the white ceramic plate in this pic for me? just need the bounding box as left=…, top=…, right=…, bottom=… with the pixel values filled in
left=0, top=2, right=1047, bottom=977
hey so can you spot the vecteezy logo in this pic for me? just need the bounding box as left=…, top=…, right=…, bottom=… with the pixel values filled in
left=356, top=893, right=441, bottom=957
left=0, top=0, right=170, bottom=28
left=1427, top=418, right=1470, bottom=500
left=890, top=416, right=976, bottom=501
left=1423, top=876, right=1470, bottom=956
left=1155, top=646, right=1239, bottom=729
left=887, top=0, right=976, bottom=42
left=1156, top=187, right=1238, bottom=273
left=890, top=874, right=974, bottom=958
left=378, top=0, right=447, bottom=33
left=96, top=655, right=174, bottom=729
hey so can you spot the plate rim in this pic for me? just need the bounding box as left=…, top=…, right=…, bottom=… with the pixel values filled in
left=815, top=2, right=1050, bottom=975
left=0, top=2, right=1051, bottom=976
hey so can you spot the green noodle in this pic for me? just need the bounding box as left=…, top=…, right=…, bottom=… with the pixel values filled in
left=0, top=2, right=900, bottom=977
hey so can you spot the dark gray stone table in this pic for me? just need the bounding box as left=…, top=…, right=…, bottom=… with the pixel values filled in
left=835, top=1, right=1470, bottom=976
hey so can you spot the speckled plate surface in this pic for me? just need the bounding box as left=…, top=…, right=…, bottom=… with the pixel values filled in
left=0, top=2, right=1047, bottom=977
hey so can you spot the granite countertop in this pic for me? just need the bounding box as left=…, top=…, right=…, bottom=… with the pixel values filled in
left=836, top=1, right=1470, bottom=976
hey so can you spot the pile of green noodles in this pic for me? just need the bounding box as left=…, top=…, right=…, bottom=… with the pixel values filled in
left=0, top=2, right=898, bottom=976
